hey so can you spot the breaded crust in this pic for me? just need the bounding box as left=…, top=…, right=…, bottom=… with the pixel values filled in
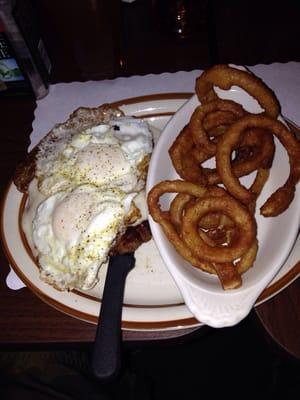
left=109, top=221, right=152, bottom=255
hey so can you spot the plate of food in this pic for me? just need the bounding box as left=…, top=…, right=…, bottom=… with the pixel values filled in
left=146, top=64, right=300, bottom=327
left=1, top=71, right=300, bottom=330
left=0, top=93, right=199, bottom=330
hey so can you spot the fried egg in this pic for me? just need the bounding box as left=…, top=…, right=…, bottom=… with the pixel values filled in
left=23, top=114, right=154, bottom=290
left=36, top=117, right=153, bottom=196
left=31, top=184, right=137, bottom=290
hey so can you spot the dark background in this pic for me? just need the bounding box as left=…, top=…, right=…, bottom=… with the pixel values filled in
left=33, top=0, right=300, bottom=82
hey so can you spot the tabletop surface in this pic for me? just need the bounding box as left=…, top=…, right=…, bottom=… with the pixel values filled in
left=1, top=0, right=300, bottom=359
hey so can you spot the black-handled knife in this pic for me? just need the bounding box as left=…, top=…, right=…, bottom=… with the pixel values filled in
left=92, top=252, right=135, bottom=382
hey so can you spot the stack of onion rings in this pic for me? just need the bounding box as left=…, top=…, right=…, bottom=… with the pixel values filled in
left=147, top=180, right=257, bottom=289
left=147, top=64, right=300, bottom=290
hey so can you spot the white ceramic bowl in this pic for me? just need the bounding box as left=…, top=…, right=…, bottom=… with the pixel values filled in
left=146, top=81, right=300, bottom=328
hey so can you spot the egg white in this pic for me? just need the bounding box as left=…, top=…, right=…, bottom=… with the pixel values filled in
left=36, top=117, right=153, bottom=196
left=31, top=184, right=136, bottom=290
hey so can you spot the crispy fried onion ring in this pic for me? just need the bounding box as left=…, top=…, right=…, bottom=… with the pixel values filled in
left=189, top=99, right=246, bottom=155
left=170, top=188, right=237, bottom=252
left=147, top=180, right=212, bottom=271
left=248, top=168, right=270, bottom=214
left=169, top=186, right=234, bottom=232
left=168, top=125, right=208, bottom=185
left=147, top=180, right=257, bottom=289
left=195, top=64, right=280, bottom=118
left=181, top=196, right=256, bottom=263
left=169, top=102, right=275, bottom=189
left=169, top=99, right=247, bottom=184
left=205, top=127, right=275, bottom=185
left=168, top=167, right=270, bottom=220
left=203, top=109, right=241, bottom=137
left=216, top=114, right=300, bottom=216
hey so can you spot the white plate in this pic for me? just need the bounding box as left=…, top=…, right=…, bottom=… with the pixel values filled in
left=1, top=93, right=300, bottom=331
left=146, top=89, right=300, bottom=328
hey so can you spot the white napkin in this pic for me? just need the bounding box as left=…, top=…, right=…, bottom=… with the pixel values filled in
left=7, top=62, right=300, bottom=290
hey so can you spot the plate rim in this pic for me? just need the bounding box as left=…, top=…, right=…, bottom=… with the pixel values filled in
left=1, top=92, right=299, bottom=330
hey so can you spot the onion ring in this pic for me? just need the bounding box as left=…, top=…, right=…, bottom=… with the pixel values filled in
left=170, top=186, right=234, bottom=231
left=236, top=239, right=259, bottom=274
left=148, top=181, right=258, bottom=289
left=169, top=192, right=193, bottom=230
left=216, top=114, right=300, bottom=216
left=197, top=227, right=242, bottom=289
left=203, top=110, right=242, bottom=137
left=147, top=180, right=215, bottom=273
left=189, top=99, right=246, bottom=154
left=212, top=263, right=242, bottom=290
left=206, top=127, right=275, bottom=185
left=168, top=125, right=208, bottom=184
left=181, top=195, right=257, bottom=263
left=170, top=190, right=258, bottom=290
left=248, top=168, right=270, bottom=214
left=195, top=64, right=280, bottom=118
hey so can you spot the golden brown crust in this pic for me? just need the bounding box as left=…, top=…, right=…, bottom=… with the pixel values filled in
left=109, top=221, right=152, bottom=255
left=13, top=146, right=39, bottom=193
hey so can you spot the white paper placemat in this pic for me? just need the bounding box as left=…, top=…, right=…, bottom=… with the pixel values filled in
left=29, top=62, right=300, bottom=150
